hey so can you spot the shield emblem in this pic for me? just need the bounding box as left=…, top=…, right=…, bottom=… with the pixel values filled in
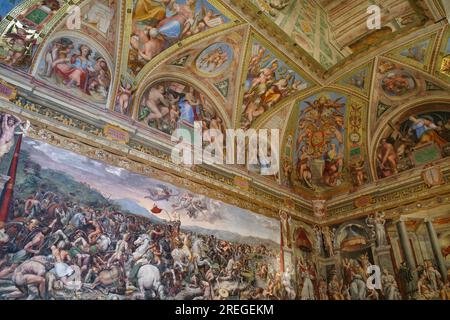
left=311, top=130, right=325, bottom=148
left=421, top=164, right=443, bottom=188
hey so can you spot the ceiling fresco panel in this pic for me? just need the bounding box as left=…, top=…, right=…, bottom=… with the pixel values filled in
left=369, top=58, right=450, bottom=135
left=335, top=60, right=374, bottom=97
left=237, top=34, right=314, bottom=130
left=0, top=0, right=65, bottom=72
left=127, top=0, right=234, bottom=78
left=385, top=32, right=438, bottom=72
left=435, top=26, right=450, bottom=84
left=281, top=90, right=369, bottom=198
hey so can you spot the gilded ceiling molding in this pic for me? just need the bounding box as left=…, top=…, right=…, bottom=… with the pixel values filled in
left=326, top=171, right=450, bottom=225
left=231, top=24, right=251, bottom=126
left=108, top=0, right=127, bottom=112
left=322, top=85, right=369, bottom=102
left=1, top=94, right=319, bottom=223
left=429, top=25, right=447, bottom=73
left=325, top=24, right=445, bottom=83
left=0, top=101, right=316, bottom=223
left=221, top=0, right=326, bottom=82
left=249, top=86, right=320, bottom=130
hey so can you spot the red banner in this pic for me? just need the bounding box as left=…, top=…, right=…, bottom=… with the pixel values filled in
left=0, top=134, right=22, bottom=222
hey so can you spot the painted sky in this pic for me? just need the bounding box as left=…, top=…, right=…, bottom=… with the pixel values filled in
left=22, top=138, right=280, bottom=243
left=0, top=0, right=24, bottom=18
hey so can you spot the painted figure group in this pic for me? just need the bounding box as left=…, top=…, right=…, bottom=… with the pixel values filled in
left=39, top=38, right=111, bottom=101
left=295, top=95, right=345, bottom=189
left=0, top=191, right=287, bottom=300
left=377, top=112, right=450, bottom=178
left=241, top=44, right=307, bottom=129
left=138, top=82, right=224, bottom=137
left=129, top=0, right=225, bottom=74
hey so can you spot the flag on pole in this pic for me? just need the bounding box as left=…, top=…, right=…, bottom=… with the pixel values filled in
left=0, top=134, right=22, bottom=222
left=151, top=204, right=163, bottom=214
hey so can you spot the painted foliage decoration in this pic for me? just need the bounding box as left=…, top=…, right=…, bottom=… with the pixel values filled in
left=240, top=39, right=308, bottom=129
left=138, top=81, right=225, bottom=137
left=128, top=0, right=229, bottom=76
left=293, top=92, right=346, bottom=191
left=36, top=37, right=112, bottom=104
left=376, top=110, right=450, bottom=179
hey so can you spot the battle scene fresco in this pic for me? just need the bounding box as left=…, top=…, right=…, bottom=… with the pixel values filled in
left=0, top=109, right=448, bottom=301
left=36, top=37, right=112, bottom=105
left=0, top=136, right=282, bottom=300
left=0, top=0, right=449, bottom=303
left=128, top=0, right=229, bottom=76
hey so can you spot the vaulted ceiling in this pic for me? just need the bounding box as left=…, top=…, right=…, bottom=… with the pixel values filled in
left=0, top=0, right=449, bottom=224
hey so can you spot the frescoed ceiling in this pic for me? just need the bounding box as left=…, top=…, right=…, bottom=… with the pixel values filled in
left=0, top=0, right=449, bottom=225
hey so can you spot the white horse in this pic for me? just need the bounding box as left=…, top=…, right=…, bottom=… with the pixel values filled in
left=133, top=234, right=151, bottom=261
left=191, top=238, right=211, bottom=271
left=171, top=247, right=190, bottom=271
left=135, top=264, right=165, bottom=299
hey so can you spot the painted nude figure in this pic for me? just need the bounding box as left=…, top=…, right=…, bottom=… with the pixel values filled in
left=0, top=114, right=22, bottom=162
left=377, top=138, right=398, bottom=177
left=144, top=85, right=170, bottom=126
